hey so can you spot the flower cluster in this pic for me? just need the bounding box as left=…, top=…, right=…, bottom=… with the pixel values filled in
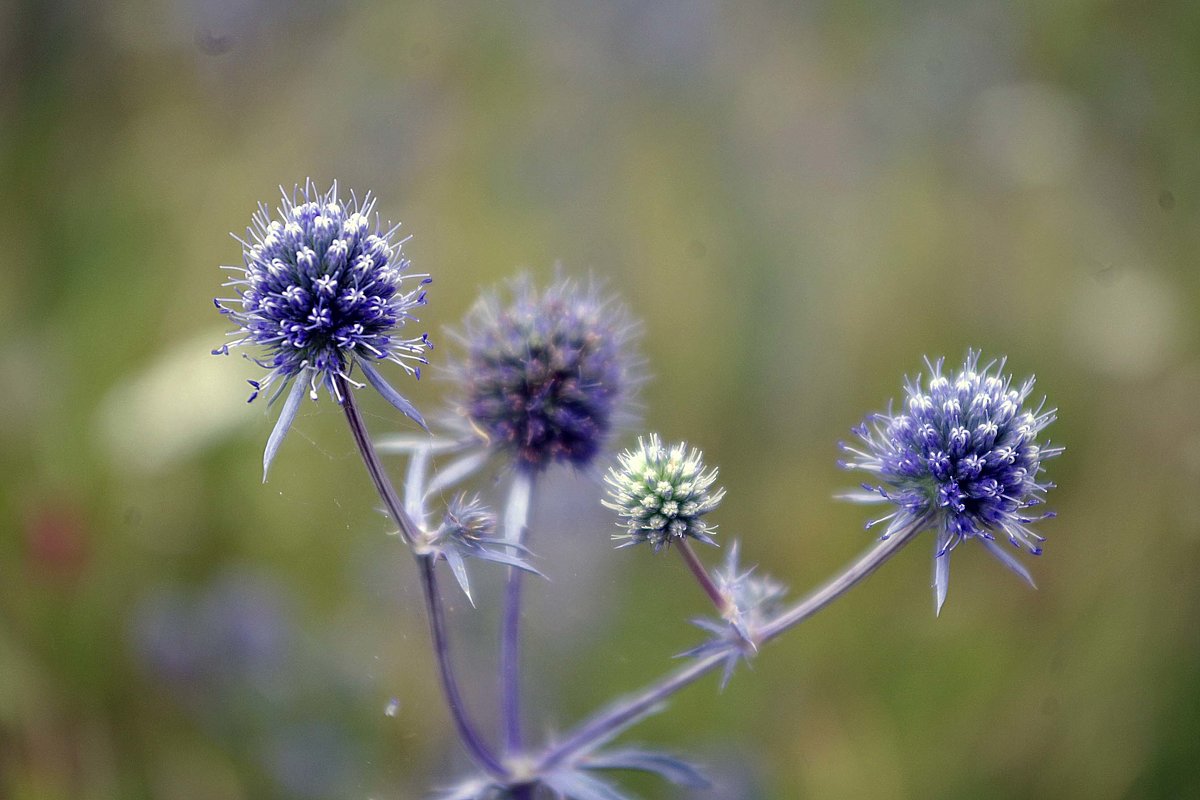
left=211, top=179, right=1070, bottom=800
left=604, top=434, right=725, bottom=552
left=840, top=350, right=1062, bottom=612
left=451, top=277, right=636, bottom=472
left=214, top=181, right=430, bottom=477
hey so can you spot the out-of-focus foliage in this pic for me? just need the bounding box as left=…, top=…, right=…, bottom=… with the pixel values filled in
left=1, top=1, right=1198, bottom=797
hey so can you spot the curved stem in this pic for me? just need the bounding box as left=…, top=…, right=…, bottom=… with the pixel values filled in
left=419, top=555, right=508, bottom=777
left=500, top=472, right=535, bottom=754
left=535, top=519, right=926, bottom=770
left=337, top=377, right=506, bottom=778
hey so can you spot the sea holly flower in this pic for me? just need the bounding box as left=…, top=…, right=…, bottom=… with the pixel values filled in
left=839, top=350, right=1062, bottom=614
left=213, top=180, right=431, bottom=480
left=604, top=434, right=726, bottom=552
left=449, top=276, right=638, bottom=472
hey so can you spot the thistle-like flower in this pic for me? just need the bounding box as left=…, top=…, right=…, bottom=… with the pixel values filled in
left=840, top=350, right=1062, bottom=614
left=604, top=434, right=726, bottom=552
left=450, top=276, right=637, bottom=472
left=213, top=180, right=431, bottom=479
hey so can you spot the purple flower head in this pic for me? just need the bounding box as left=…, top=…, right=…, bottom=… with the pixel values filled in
left=840, top=350, right=1062, bottom=614
left=450, top=276, right=638, bottom=472
left=213, top=180, right=431, bottom=479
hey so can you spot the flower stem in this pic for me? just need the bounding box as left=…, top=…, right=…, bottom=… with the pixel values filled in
left=500, top=472, right=535, bottom=755
left=337, top=377, right=506, bottom=778
left=338, top=375, right=418, bottom=548
left=676, top=538, right=729, bottom=615
left=419, top=555, right=508, bottom=777
left=535, top=519, right=925, bottom=770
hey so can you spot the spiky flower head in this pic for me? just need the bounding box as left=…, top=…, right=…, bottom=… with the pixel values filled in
left=840, top=350, right=1062, bottom=614
left=451, top=276, right=637, bottom=472
left=439, top=494, right=497, bottom=543
left=420, top=494, right=541, bottom=605
left=604, top=434, right=726, bottom=552
left=213, top=180, right=431, bottom=479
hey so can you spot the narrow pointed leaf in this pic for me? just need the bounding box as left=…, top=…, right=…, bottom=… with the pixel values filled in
left=719, top=654, right=740, bottom=690
left=582, top=748, right=711, bottom=789
left=933, top=535, right=951, bottom=617
left=375, top=434, right=462, bottom=454
left=357, top=358, right=428, bottom=430
left=404, top=443, right=432, bottom=519
left=424, top=449, right=490, bottom=499
left=981, top=538, right=1037, bottom=589
left=472, top=548, right=547, bottom=579
left=833, top=490, right=887, bottom=504
left=262, top=375, right=308, bottom=482
left=443, top=548, right=474, bottom=606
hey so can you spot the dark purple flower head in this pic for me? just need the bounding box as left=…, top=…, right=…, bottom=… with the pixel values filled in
left=451, top=276, right=637, bottom=472
left=214, top=180, right=431, bottom=479
left=840, top=350, right=1062, bottom=614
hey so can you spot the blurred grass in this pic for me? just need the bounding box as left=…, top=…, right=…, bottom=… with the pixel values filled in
left=2, top=1, right=1199, bottom=797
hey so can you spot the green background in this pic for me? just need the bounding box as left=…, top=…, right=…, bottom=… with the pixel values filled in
left=2, top=1, right=1198, bottom=797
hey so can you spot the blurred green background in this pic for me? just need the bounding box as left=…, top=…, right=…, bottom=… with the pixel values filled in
left=2, top=1, right=1199, bottom=798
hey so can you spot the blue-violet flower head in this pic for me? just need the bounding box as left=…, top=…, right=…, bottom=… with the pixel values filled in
left=840, top=350, right=1062, bottom=614
left=213, top=180, right=431, bottom=480
left=604, top=434, right=725, bottom=552
left=451, top=276, right=637, bottom=472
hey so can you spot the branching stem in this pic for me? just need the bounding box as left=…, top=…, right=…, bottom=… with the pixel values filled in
left=337, top=377, right=506, bottom=778
left=535, top=518, right=927, bottom=770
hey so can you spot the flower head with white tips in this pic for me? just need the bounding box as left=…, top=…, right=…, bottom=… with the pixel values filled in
left=840, top=350, right=1062, bottom=614
left=604, top=434, right=726, bottom=552
left=213, top=180, right=431, bottom=479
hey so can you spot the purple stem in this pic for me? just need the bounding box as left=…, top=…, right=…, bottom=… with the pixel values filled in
left=501, top=556, right=527, bottom=752
left=337, top=377, right=506, bottom=778
left=535, top=518, right=926, bottom=770
left=418, top=556, right=508, bottom=777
